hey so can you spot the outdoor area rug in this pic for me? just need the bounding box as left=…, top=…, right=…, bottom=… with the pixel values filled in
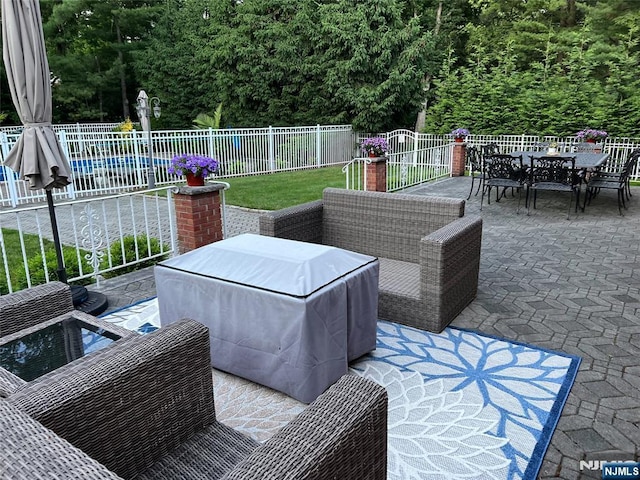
left=101, top=298, right=581, bottom=480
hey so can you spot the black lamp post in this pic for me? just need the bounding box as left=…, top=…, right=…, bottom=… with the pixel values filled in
left=135, top=90, right=161, bottom=189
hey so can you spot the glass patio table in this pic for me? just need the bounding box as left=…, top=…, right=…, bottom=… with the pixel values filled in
left=0, top=312, right=133, bottom=383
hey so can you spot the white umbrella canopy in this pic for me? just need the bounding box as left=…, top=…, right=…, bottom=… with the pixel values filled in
left=1, top=0, right=71, bottom=191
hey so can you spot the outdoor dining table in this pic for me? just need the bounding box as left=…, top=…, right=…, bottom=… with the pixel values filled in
left=509, top=151, right=610, bottom=170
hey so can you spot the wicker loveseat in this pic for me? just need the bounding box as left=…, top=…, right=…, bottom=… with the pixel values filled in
left=259, top=187, right=483, bottom=333
left=1, top=284, right=388, bottom=480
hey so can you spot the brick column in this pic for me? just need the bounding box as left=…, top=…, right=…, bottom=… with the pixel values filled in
left=365, top=156, right=387, bottom=192
left=451, top=142, right=467, bottom=176
left=174, top=183, right=224, bottom=253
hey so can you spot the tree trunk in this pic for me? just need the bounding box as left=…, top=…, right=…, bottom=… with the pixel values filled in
left=415, top=1, right=442, bottom=132
left=115, top=21, right=130, bottom=119
left=563, top=0, right=576, bottom=27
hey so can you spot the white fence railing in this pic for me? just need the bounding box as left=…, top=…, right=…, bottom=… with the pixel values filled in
left=345, top=130, right=451, bottom=191
left=0, top=187, right=179, bottom=294
left=0, top=124, right=356, bottom=207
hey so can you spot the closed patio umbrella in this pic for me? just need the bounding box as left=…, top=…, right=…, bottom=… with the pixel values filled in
left=1, top=0, right=106, bottom=313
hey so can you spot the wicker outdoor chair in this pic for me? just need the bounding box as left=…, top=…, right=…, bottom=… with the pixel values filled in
left=3, top=318, right=388, bottom=480
left=0, top=281, right=74, bottom=337
left=259, top=187, right=483, bottom=333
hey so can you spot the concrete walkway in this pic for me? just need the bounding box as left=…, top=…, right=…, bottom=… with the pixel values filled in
left=91, top=178, right=640, bottom=479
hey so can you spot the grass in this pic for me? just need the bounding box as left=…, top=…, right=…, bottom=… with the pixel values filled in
left=0, top=229, right=54, bottom=291
left=222, top=165, right=346, bottom=210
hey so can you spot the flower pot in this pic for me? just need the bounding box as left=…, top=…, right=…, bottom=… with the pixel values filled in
left=186, top=172, right=205, bottom=186
left=368, top=152, right=378, bottom=158
left=454, top=137, right=464, bottom=143
left=586, top=138, right=596, bottom=144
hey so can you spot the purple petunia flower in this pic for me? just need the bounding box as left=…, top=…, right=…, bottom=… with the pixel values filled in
left=168, top=154, right=219, bottom=178
left=360, top=137, right=390, bottom=156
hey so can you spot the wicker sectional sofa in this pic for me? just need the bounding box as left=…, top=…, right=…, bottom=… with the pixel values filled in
left=1, top=283, right=388, bottom=480
left=259, top=187, right=483, bottom=333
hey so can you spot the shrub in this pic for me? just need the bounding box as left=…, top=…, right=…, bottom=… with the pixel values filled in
left=100, top=234, right=168, bottom=278
left=15, top=248, right=92, bottom=290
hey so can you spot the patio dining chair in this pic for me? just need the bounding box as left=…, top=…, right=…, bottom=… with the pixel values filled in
left=480, top=153, right=525, bottom=213
left=583, top=149, right=640, bottom=215
left=527, top=155, right=581, bottom=219
left=466, top=145, right=484, bottom=199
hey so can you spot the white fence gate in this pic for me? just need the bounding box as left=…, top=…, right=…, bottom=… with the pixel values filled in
left=345, top=130, right=451, bottom=191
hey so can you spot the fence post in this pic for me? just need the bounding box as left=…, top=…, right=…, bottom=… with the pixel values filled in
left=316, top=124, right=321, bottom=167
left=268, top=125, right=276, bottom=171
left=208, top=127, right=216, bottom=159
left=451, top=142, right=466, bottom=177
left=0, top=132, right=18, bottom=207
left=173, top=183, right=225, bottom=253
left=58, top=130, right=77, bottom=200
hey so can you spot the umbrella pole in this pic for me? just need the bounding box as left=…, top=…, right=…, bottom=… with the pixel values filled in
left=46, top=190, right=68, bottom=284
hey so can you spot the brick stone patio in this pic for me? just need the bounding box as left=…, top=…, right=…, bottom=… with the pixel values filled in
left=91, top=178, right=640, bottom=479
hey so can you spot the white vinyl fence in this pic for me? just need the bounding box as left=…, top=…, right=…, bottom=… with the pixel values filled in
left=0, top=124, right=355, bottom=207
left=345, top=130, right=452, bottom=191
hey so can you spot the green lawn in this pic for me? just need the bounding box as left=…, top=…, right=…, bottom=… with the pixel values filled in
left=222, top=165, right=346, bottom=210
left=0, top=229, right=54, bottom=292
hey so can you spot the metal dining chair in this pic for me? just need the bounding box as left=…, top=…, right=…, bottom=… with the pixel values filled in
left=466, top=146, right=484, bottom=199
left=583, top=149, right=640, bottom=214
left=527, top=155, right=581, bottom=219
left=481, top=143, right=500, bottom=157
left=480, top=154, right=525, bottom=213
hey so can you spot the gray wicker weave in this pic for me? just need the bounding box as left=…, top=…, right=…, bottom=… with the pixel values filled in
left=4, top=316, right=388, bottom=479
left=0, top=281, right=74, bottom=337
left=259, top=187, right=483, bottom=332
left=0, top=399, right=123, bottom=479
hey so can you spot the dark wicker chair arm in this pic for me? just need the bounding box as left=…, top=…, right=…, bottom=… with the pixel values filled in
left=0, top=281, right=73, bottom=336
left=0, top=399, right=123, bottom=480
left=7, top=319, right=215, bottom=480
left=223, top=374, right=388, bottom=480
left=259, top=200, right=324, bottom=244
left=420, top=215, right=483, bottom=332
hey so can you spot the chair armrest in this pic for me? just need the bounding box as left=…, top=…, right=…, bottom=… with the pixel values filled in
left=0, top=281, right=73, bottom=336
left=420, top=215, right=483, bottom=332
left=223, top=374, right=387, bottom=480
left=0, top=399, right=123, bottom=479
left=259, top=200, right=324, bottom=244
left=7, top=319, right=215, bottom=480
left=0, top=368, right=26, bottom=398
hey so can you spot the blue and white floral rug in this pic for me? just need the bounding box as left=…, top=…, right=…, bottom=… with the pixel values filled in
left=101, top=299, right=580, bottom=480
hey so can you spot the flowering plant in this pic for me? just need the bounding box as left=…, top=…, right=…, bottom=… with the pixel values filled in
left=451, top=128, right=470, bottom=139
left=576, top=128, right=607, bottom=141
left=360, top=137, right=390, bottom=156
left=113, top=117, right=134, bottom=133
left=168, top=154, right=218, bottom=177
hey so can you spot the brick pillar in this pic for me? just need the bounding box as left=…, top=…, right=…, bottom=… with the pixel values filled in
left=174, top=183, right=224, bottom=253
left=451, top=142, right=467, bottom=176
left=365, top=157, right=387, bottom=192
